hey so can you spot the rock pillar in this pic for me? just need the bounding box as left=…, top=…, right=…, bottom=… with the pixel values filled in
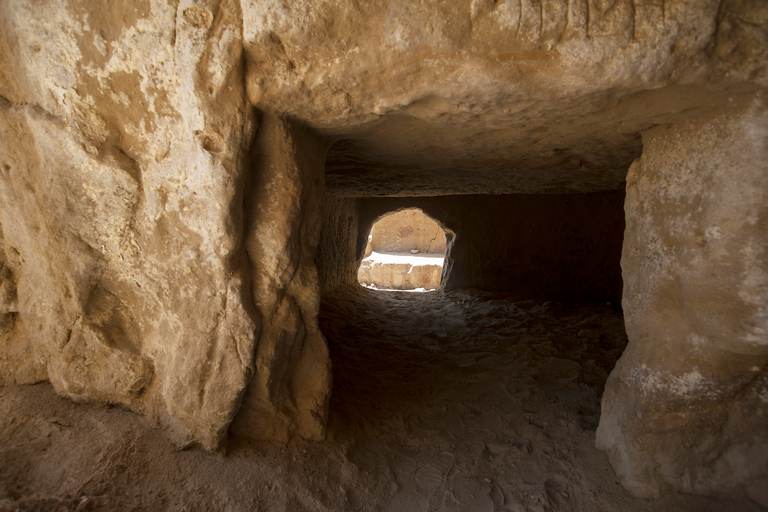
left=597, top=95, right=768, bottom=499
left=230, top=113, right=332, bottom=443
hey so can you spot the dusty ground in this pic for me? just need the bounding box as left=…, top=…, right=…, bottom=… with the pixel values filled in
left=0, top=287, right=762, bottom=511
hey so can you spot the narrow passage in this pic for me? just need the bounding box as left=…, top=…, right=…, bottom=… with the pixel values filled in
left=319, top=286, right=630, bottom=510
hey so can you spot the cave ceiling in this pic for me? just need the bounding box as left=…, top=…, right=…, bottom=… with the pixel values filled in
left=241, top=1, right=766, bottom=197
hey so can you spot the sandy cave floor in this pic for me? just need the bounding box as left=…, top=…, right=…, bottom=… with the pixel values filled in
left=0, top=287, right=762, bottom=512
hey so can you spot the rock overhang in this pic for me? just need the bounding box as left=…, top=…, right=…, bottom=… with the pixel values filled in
left=239, top=0, right=767, bottom=197
left=320, top=84, right=767, bottom=197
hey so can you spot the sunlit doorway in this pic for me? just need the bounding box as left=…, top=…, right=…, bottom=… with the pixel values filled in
left=357, top=208, right=450, bottom=292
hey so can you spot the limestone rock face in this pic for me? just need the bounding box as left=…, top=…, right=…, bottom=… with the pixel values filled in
left=0, top=2, right=767, bottom=498
left=317, top=196, right=359, bottom=295
left=245, top=0, right=768, bottom=196
left=358, top=256, right=444, bottom=291
left=596, top=96, right=768, bottom=497
left=364, top=208, right=447, bottom=257
left=229, top=113, right=331, bottom=443
left=0, top=0, right=258, bottom=450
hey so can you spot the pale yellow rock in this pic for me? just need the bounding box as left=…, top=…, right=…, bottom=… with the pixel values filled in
left=0, top=0, right=257, bottom=450
left=364, top=208, right=447, bottom=257
left=0, top=3, right=766, bottom=501
left=358, top=255, right=444, bottom=291
left=597, top=97, right=768, bottom=497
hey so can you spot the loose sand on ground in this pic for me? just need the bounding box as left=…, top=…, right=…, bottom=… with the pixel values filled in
left=0, top=287, right=761, bottom=511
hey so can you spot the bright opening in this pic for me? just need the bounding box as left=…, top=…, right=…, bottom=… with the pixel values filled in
left=357, top=208, right=450, bottom=292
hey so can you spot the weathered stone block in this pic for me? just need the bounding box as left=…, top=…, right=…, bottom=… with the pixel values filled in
left=597, top=95, right=768, bottom=497
left=364, top=208, right=447, bottom=257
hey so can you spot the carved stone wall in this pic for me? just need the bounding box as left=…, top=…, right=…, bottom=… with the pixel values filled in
left=597, top=95, right=768, bottom=498
left=230, top=113, right=331, bottom=443
left=317, top=196, right=360, bottom=295
left=0, top=0, right=765, bottom=499
left=364, top=209, right=447, bottom=257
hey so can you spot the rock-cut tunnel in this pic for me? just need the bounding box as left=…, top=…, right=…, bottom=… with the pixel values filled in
left=357, top=208, right=452, bottom=291
left=0, top=1, right=766, bottom=509
left=308, top=92, right=767, bottom=501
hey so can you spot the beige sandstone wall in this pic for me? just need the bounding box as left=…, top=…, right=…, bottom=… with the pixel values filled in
left=0, top=1, right=330, bottom=450
left=0, top=0, right=258, bottom=450
left=364, top=209, right=447, bottom=257
left=357, top=258, right=444, bottom=291
left=317, top=196, right=360, bottom=295
left=0, top=0, right=766, bottom=500
left=596, top=96, right=768, bottom=499
left=230, top=113, right=331, bottom=443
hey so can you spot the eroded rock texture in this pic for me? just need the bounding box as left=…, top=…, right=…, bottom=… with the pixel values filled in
left=0, top=1, right=260, bottom=450
left=317, top=196, right=359, bottom=295
left=597, top=97, right=768, bottom=498
left=312, top=0, right=767, bottom=196
left=363, top=209, right=447, bottom=256
left=230, top=113, right=331, bottom=443
left=0, top=0, right=766, bottom=500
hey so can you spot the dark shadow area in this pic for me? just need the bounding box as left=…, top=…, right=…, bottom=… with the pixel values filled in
left=314, top=139, right=650, bottom=509
left=318, top=191, right=625, bottom=303
left=356, top=192, right=625, bottom=303
left=317, top=286, right=634, bottom=508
